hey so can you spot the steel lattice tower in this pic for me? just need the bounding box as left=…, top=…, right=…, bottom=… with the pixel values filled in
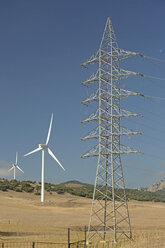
left=81, top=17, right=142, bottom=244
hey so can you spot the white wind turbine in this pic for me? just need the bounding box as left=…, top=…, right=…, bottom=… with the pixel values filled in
left=8, top=152, right=24, bottom=180
left=24, top=114, right=65, bottom=202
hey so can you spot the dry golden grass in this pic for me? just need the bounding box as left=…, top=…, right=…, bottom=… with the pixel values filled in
left=0, top=190, right=165, bottom=247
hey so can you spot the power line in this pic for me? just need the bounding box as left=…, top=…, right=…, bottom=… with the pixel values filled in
left=128, top=118, right=165, bottom=134
left=143, top=152, right=165, bottom=161
left=143, top=56, right=165, bottom=73
left=143, top=133, right=165, bottom=145
left=143, top=74, right=165, bottom=81
left=122, top=101, right=163, bottom=120
left=124, top=163, right=157, bottom=175
left=141, top=76, right=165, bottom=93
left=122, top=101, right=165, bottom=129
left=144, top=94, right=165, bottom=101
left=139, top=54, right=165, bottom=63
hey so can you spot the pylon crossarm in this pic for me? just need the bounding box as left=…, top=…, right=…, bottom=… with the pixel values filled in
left=81, top=108, right=100, bottom=123
left=81, top=126, right=100, bottom=140
left=118, top=126, right=142, bottom=136
left=81, top=143, right=99, bottom=158
left=115, top=47, right=139, bottom=60
left=82, top=47, right=138, bottom=69
left=82, top=68, right=108, bottom=85
left=81, top=88, right=106, bottom=105
left=103, top=66, right=139, bottom=80
left=82, top=69, right=99, bottom=85
left=81, top=125, right=142, bottom=140
left=112, top=85, right=142, bottom=98
left=113, top=105, right=142, bottom=118
left=118, top=144, right=141, bottom=154
left=99, top=48, right=138, bottom=62
left=81, top=106, right=141, bottom=124
left=82, top=50, right=100, bottom=67
left=82, top=87, right=141, bottom=105
left=82, top=66, right=140, bottom=86
left=81, top=143, right=141, bottom=157
left=102, top=65, right=139, bottom=79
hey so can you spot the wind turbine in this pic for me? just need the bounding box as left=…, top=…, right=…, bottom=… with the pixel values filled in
left=24, top=114, right=65, bottom=202
left=8, top=152, right=24, bottom=180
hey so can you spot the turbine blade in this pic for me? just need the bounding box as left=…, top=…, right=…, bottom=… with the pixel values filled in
left=24, top=147, right=42, bottom=157
left=8, top=166, right=14, bottom=172
left=16, top=165, right=24, bottom=174
left=16, top=152, right=18, bottom=164
left=46, top=114, right=53, bottom=145
left=48, top=148, right=65, bottom=171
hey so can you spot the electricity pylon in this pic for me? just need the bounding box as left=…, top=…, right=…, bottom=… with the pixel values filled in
left=81, top=17, right=143, bottom=244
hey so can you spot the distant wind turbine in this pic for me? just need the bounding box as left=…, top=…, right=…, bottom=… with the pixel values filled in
left=8, top=152, right=24, bottom=180
left=24, top=114, right=65, bottom=202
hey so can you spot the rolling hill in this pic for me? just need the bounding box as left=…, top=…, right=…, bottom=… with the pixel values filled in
left=1, top=178, right=165, bottom=202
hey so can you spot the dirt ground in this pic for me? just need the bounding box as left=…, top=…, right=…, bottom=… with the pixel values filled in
left=0, top=190, right=165, bottom=246
left=0, top=190, right=165, bottom=229
left=0, top=191, right=91, bottom=228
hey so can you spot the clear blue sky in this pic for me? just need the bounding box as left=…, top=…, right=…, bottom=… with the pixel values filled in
left=0, top=0, right=165, bottom=188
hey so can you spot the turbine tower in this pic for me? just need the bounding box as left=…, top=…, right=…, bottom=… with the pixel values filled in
left=24, top=114, right=65, bottom=202
left=9, top=152, right=24, bottom=180
left=81, top=17, right=142, bottom=243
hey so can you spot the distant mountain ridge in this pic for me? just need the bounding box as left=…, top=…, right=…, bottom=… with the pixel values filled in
left=62, top=180, right=165, bottom=193
left=147, top=180, right=165, bottom=192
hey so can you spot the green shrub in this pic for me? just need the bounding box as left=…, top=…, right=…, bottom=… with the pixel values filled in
left=0, top=185, right=8, bottom=191
left=15, top=188, right=22, bottom=192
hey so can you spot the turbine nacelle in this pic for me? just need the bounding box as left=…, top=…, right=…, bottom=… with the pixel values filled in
left=39, top=144, right=48, bottom=149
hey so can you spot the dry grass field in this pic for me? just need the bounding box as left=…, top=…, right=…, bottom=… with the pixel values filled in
left=0, top=190, right=165, bottom=247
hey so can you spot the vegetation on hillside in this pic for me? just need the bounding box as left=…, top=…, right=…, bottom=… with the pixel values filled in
left=1, top=179, right=165, bottom=202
